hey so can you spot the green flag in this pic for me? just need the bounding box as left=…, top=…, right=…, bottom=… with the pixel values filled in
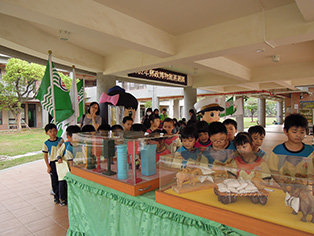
left=36, top=59, right=74, bottom=122
left=77, top=79, right=84, bottom=123
left=220, top=97, right=236, bottom=117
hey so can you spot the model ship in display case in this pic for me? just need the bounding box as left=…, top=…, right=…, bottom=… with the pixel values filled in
left=156, top=150, right=314, bottom=235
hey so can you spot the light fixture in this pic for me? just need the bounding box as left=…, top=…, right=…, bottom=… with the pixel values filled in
left=59, top=30, right=70, bottom=41
left=256, top=49, right=264, bottom=53
left=271, top=55, right=280, bottom=62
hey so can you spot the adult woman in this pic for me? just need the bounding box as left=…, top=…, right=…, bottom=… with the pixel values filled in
left=142, top=108, right=152, bottom=130
left=79, top=102, right=102, bottom=130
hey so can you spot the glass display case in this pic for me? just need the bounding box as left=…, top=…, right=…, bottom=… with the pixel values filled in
left=156, top=149, right=314, bottom=235
left=71, top=131, right=178, bottom=196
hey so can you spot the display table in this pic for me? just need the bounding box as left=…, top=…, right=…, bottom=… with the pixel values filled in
left=65, top=173, right=251, bottom=236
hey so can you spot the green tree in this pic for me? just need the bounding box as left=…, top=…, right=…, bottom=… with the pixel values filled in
left=244, top=97, right=258, bottom=122
left=0, top=58, right=45, bottom=131
left=145, top=101, right=152, bottom=108
left=266, top=100, right=276, bottom=117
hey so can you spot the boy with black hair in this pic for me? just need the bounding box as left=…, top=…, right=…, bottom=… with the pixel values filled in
left=122, top=116, right=133, bottom=131
left=228, top=132, right=271, bottom=180
left=175, top=126, right=208, bottom=164
left=97, top=123, right=111, bottom=132
left=223, top=118, right=238, bottom=141
left=149, top=129, right=171, bottom=162
left=56, top=125, right=81, bottom=206
left=111, top=124, right=123, bottom=132
left=147, top=114, right=160, bottom=133
left=248, top=125, right=266, bottom=157
left=195, top=121, right=211, bottom=151
left=42, top=123, right=64, bottom=204
left=163, top=118, right=181, bottom=152
left=204, top=121, right=236, bottom=164
left=131, top=123, right=147, bottom=132
left=268, top=114, right=314, bottom=180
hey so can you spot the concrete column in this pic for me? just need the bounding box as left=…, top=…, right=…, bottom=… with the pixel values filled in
left=235, top=96, right=244, bottom=132
left=152, top=86, right=159, bottom=111
left=134, top=102, right=141, bottom=123
left=184, top=86, right=197, bottom=120
left=96, top=73, right=117, bottom=125
left=168, top=99, right=174, bottom=118
left=276, top=101, right=283, bottom=124
left=258, top=98, right=266, bottom=127
left=173, top=99, right=180, bottom=120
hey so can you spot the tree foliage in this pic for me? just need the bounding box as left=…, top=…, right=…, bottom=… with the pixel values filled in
left=244, top=97, right=258, bottom=122
left=0, top=58, right=45, bottom=130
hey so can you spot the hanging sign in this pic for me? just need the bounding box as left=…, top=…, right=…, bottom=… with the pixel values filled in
left=128, top=68, right=187, bottom=85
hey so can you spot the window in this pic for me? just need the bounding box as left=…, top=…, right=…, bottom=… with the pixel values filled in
left=0, top=110, right=2, bottom=125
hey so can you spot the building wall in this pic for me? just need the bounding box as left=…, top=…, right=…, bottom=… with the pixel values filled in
left=291, top=88, right=314, bottom=114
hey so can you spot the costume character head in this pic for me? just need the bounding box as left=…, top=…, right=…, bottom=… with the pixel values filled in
left=194, top=97, right=224, bottom=124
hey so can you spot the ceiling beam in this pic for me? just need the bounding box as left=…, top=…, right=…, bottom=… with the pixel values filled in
left=295, top=0, right=314, bottom=22
left=195, top=57, right=251, bottom=81
left=0, top=0, right=175, bottom=58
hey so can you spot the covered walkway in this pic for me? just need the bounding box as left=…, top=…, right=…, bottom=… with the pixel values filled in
left=0, top=125, right=312, bottom=235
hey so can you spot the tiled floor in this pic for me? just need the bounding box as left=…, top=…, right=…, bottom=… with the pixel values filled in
left=0, top=125, right=312, bottom=236
left=0, top=160, right=68, bottom=236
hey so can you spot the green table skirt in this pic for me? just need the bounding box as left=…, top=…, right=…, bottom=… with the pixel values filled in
left=65, top=173, right=253, bottom=236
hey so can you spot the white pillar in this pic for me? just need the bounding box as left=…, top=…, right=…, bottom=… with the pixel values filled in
left=173, top=99, right=180, bottom=120
left=276, top=101, right=283, bottom=124
left=258, top=98, right=266, bottom=127
left=152, top=86, right=159, bottom=111
left=134, top=102, right=141, bottom=123
left=184, top=87, right=197, bottom=120
left=235, top=96, right=244, bottom=132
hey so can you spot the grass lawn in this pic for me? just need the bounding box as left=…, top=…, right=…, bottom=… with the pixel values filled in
left=0, top=153, right=43, bottom=170
left=243, top=117, right=276, bottom=129
left=0, top=128, right=46, bottom=156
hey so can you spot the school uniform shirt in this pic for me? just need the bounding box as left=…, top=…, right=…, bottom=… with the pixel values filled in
left=164, top=136, right=181, bottom=153
left=175, top=146, right=209, bottom=166
left=42, top=137, right=63, bottom=162
left=256, top=148, right=266, bottom=158
left=228, top=154, right=271, bottom=180
left=202, top=141, right=236, bottom=165
left=194, top=140, right=211, bottom=151
left=156, top=147, right=171, bottom=163
left=267, top=143, right=314, bottom=178
left=56, top=141, right=71, bottom=161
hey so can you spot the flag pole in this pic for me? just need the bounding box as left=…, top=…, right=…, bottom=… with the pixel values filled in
left=48, top=50, right=57, bottom=124
left=83, top=76, right=86, bottom=114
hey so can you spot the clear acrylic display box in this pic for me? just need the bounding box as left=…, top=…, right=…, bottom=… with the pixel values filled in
left=71, top=131, right=178, bottom=196
left=156, top=149, right=314, bottom=235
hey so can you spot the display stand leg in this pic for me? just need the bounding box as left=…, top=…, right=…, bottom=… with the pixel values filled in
left=102, top=156, right=116, bottom=176
left=93, top=156, right=105, bottom=173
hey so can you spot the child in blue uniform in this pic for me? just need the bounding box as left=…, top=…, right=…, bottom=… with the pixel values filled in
left=248, top=125, right=266, bottom=158
left=203, top=122, right=236, bottom=164
left=194, top=121, right=211, bottom=152
left=42, top=123, right=63, bottom=204
left=56, top=125, right=81, bottom=206
left=268, top=114, right=314, bottom=182
left=229, top=132, right=271, bottom=180
left=175, top=125, right=208, bottom=165
left=223, top=118, right=237, bottom=142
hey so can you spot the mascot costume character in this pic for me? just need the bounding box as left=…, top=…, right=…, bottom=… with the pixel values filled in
left=194, top=97, right=224, bottom=124
left=99, top=86, right=138, bottom=125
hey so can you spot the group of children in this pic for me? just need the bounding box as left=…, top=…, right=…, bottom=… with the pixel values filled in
left=172, top=114, right=314, bottom=182
left=44, top=112, right=313, bottom=205
left=43, top=124, right=81, bottom=206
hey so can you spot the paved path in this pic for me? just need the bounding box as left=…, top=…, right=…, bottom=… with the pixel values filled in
left=0, top=151, right=42, bottom=161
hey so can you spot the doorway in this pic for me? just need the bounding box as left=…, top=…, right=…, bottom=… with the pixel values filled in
left=28, top=104, right=36, bottom=127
